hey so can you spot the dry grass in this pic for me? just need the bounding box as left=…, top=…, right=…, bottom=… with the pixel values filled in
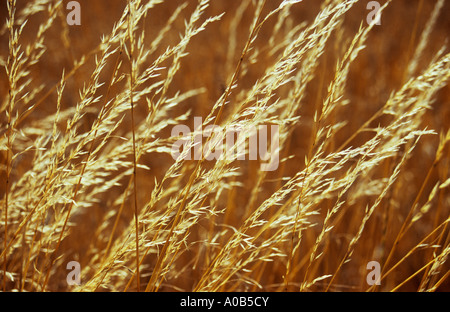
left=0, top=0, right=449, bottom=292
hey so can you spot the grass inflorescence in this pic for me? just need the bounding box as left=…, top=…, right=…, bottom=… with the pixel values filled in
left=0, top=0, right=449, bottom=292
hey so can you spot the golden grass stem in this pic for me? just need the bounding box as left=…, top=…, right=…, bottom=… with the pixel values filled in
left=3, top=0, right=16, bottom=291
left=127, top=0, right=141, bottom=292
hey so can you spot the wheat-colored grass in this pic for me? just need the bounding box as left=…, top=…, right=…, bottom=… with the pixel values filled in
left=0, top=0, right=449, bottom=292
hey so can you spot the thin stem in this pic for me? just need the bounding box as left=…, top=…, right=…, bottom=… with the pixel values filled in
left=3, top=0, right=16, bottom=292
left=3, top=96, right=11, bottom=292
left=380, top=158, right=438, bottom=284
left=127, top=0, right=141, bottom=292
left=391, top=259, right=434, bottom=292
left=367, top=218, right=449, bottom=291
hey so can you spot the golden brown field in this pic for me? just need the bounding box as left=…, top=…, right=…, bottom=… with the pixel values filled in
left=0, top=0, right=449, bottom=292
